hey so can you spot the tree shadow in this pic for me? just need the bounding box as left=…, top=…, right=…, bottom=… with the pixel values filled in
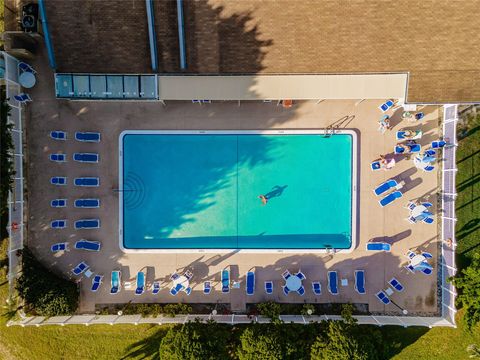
left=120, top=325, right=169, bottom=360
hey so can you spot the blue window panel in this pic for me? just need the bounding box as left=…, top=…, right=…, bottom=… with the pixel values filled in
left=106, top=76, right=124, bottom=98
left=73, top=75, right=90, bottom=97
left=90, top=76, right=107, bottom=98
left=140, top=75, right=156, bottom=98
left=56, top=74, right=73, bottom=98
left=123, top=76, right=139, bottom=98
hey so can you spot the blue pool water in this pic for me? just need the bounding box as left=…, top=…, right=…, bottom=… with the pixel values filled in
left=120, top=132, right=354, bottom=250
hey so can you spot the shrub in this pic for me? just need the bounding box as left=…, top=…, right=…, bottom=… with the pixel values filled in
left=16, top=248, right=78, bottom=316
left=163, top=303, right=192, bottom=317
left=237, top=325, right=283, bottom=360
left=0, top=91, right=15, bottom=220
left=257, top=301, right=281, bottom=322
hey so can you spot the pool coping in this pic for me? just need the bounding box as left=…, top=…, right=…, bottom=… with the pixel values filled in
left=118, top=129, right=358, bottom=254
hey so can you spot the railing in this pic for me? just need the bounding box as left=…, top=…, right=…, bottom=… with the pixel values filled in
left=1, top=52, right=25, bottom=300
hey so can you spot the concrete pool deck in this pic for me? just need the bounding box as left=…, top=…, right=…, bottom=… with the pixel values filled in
left=24, top=55, right=440, bottom=315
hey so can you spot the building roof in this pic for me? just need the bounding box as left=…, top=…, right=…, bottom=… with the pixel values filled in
left=45, top=0, right=480, bottom=103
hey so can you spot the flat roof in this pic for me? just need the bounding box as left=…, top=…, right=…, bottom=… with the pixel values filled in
left=44, top=0, right=480, bottom=103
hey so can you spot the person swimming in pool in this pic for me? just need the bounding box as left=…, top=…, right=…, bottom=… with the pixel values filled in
left=258, top=195, right=268, bottom=205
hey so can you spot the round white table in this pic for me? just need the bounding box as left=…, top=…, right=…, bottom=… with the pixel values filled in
left=19, top=71, right=36, bottom=88
left=411, top=205, right=427, bottom=218
left=410, top=254, right=427, bottom=267
left=286, top=275, right=301, bottom=291
left=173, top=275, right=189, bottom=289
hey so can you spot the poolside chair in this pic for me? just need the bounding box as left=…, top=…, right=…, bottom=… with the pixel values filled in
left=312, top=282, right=321, bottom=295
left=75, top=239, right=101, bottom=252
left=204, top=281, right=211, bottom=294
left=415, top=112, right=425, bottom=121
left=376, top=291, right=390, bottom=305
left=51, top=219, right=67, bottom=229
left=74, top=199, right=100, bottom=208
left=297, top=285, right=305, bottom=296
left=421, top=267, right=433, bottom=275
left=18, top=62, right=36, bottom=74
left=404, top=264, right=415, bottom=273
left=423, top=217, right=434, bottom=224
left=379, top=99, right=395, bottom=112
left=422, top=252, right=433, bottom=259
left=422, top=202, right=433, bottom=208
left=170, top=283, right=183, bottom=296
left=373, top=179, right=401, bottom=196
left=296, top=271, right=306, bottom=280
left=184, top=270, right=193, bottom=280
left=51, top=242, right=68, bottom=252
left=394, top=144, right=421, bottom=154
left=74, top=219, right=100, bottom=229
left=396, top=130, right=422, bottom=141
left=14, top=93, right=32, bottom=103
left=221, top=269, right=230, bottom=293
left=406, top=250, right=416, bottom=259
left=366, top=242, right=391, bottom=251
left=135, top=271, right=145, bottom=295
left=265, top=281, right=273, bottom=294
left=282, top=270, right=292, bottom=280
left=184, top=287, right=192, bottom=295
left=152, top=282, right=161, bottom=294
left=282, top=285, right=290, bottom=296
left=424, top=149, right=436, bottom=157
left=91, top=275, right=103, bottom=292
left=72, top=261, right=89, bottom=276
left=75, top=131, right=101, bottom=142
left=431, top=140, right=447, bottom=149
left=74, top=177, right=100, bottom=187
left=371, top=161, right=382, bottom=171
left=50, top=199, right=67, bottom=208
left=50, top=176, right=67, bottom=185
left=110, top=270, right=121, bottom=294
left=328, top=271, right=338, bottom=295
left=423, top=165, right=435, bottom=172
left=405, top=201, right=417, bottom=210
left=50, top=153, right=66, bottom=162
left=170, top=273, right=180, bottom=281
left=73, top=153, right=99, bottom=163
left=379, top=191, right=403, bottom=207
left=354, top=270, right=366, bottom=295
left=388, top=278, right=404, bottom=292
left=50, top=131, right=67, bottom=140
left=246, top=271, right=255, bottom=296
left=406, top=215, right=417, bottom=224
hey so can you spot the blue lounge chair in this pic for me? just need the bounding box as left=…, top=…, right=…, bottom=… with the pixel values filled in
left=297, top=286, right=305, bottom=296
left=110, top=270, right=121, bottom=294
left=73, top=153, right=99, bottom=163
left=312, top=282, right=321, bottom=295
left=371, top=160, right=381, bottom=171
left=50, top=131, right=66, bottom=140
left=51, top=242, right=68, bottom=252
left=204, top=281, right=211, bottom=294
left=425, top=149, right=436, bottom=157
left=396, top=130, right=422, bottom=141
left=152, top=282, right=160, bottom=294
left=432, top=140, right=447, bottom=149
left=406, top=250, right=416, bottom=259
left=184, top=270, right=193, bottom=280
left=423, top=217, right=434, bottom=224
left=282, top=270, right=292, bottom=280
left=50, top=153, right=66, bottom=162
left=405, top=264, right=415, bottom=273
left=422, top=252, right=433, bottom=259
left=246, top=271, right=255, bottom=295
left=50, top=199, right=67, bottom=208
left=366, top=242, right=391, bottom=251
left=170, top=273, right=180, bottom=281
left=415, top=112, right=424, bottom=120
left=170, top=283, right=183, bottom=296
left=374, top=179, right=399, bottom=196
left=18, top=62, right=36, bottom=74
left=75, top=239, right=101, bottom=251
left=184, top=287, right=192, bottom=295
left=74, top=219, right=100, bottom=229
left=51, top=176, right=67, bottom=185
left=379, top=100, right=395, bottom=112
left=388, top=277, right=404, bottom=292
left=296, top=271, right=306, bottom=280
left=376, top=291, right=390, bottom=304
left=91, top=275, right=103, bottom=292
left=422, top=202, right=433, bottom=208
left=72, top=261, right=89, bottom=276
left=265, top=281, right=273, bottom=294
left=421, top=267, right=433, bottom=275
left=14, top=93, right=31, bottom=103
left=51, top=219, right=67, bottom=229
left=75, top=131, right=101, bottom=142
left=328, top=271, right=338, bottom=295
left=394, top=144, right=421, bottom=154
left=423, top=165, right=435, bottom=172
left=74, top=177, right=99, bottom=187
left=135, top=271, right=145, bottom=295
left=282, top=285, right=290, bottom=296
left=379, top=191, right=402, bottom=207
left=74, top=199, right=100, bottom=208
left=355, top=270, right=366, bottom=294
left=222, top=269, right=230, bottom=293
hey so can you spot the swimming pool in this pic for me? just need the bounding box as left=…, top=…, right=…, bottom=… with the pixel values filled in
left=119, top=130, right=357, bottom=252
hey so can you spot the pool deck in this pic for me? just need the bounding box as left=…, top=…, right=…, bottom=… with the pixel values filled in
left=24, top=53, right=440, bottom=315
